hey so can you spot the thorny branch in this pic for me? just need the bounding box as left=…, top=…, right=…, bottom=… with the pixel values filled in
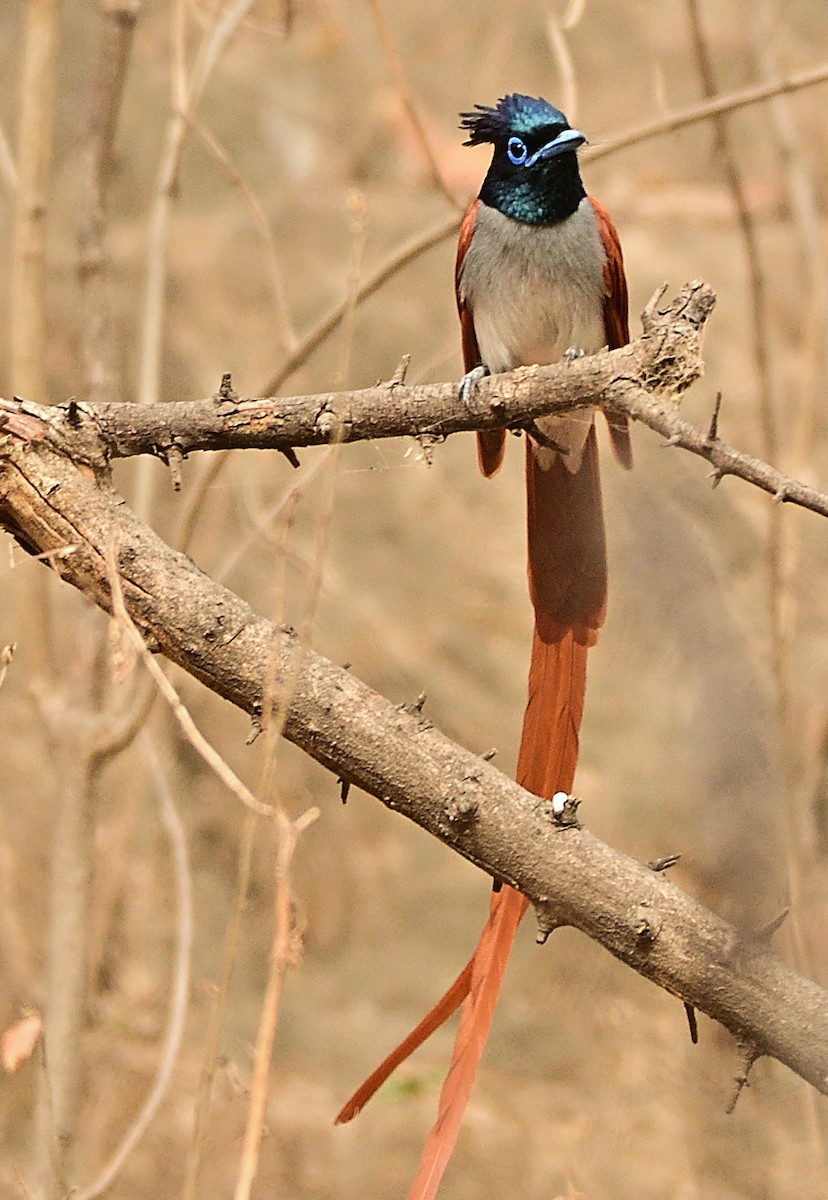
left=2, top=282, right=828, bottom=521
left=0, top=282, right=828, bottom=1100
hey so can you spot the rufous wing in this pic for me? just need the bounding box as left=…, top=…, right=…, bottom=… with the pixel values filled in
left=589, top=195, right=633, bottom=470
left=456, top=198, right=506, bottom=478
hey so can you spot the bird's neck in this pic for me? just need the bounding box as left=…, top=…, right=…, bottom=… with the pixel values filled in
left=479, top=153, right=586, bottom=225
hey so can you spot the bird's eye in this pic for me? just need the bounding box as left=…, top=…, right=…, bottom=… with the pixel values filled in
left=506, top=136, right=528, bottom=166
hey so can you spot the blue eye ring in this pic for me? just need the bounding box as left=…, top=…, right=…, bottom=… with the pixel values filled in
left=507, top=136, right=528, bottom=166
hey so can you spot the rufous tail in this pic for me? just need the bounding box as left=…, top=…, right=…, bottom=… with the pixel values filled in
left=337, top=429, right=606, bottom=1200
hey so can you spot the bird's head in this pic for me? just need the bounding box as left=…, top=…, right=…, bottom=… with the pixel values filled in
left=460, top=94, right=587, bottom=224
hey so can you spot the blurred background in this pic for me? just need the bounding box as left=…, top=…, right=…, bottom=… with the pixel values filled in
left=1, top=0, right=828, bottom=1196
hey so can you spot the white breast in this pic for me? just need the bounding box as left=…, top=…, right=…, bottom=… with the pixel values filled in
left=459, top=197, right=607, bottom=469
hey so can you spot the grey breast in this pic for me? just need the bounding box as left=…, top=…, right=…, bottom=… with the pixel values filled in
left=458, top=197, right=608, bottom=471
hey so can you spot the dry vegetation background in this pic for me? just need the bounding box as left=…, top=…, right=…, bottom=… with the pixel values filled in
left=1, top=0, right=828, bottom=1197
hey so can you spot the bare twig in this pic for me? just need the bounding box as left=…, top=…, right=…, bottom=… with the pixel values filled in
left=36, top=717, right=96, bottom=1198
left=9, top=0, right=63, bottom=682
left=366, top=0, right=461, bottom=210
left=233, top=807, right=317, bottom=1200
left=75, top=735, right=192, bottom=1200
left=587, top=59, right=828, bottom=162
left=134, top=0, right=258, bottom=520
left=0, top=117, right=18, bottom=194
left=78, top=0, right=140, bottom=406
left=9, top=0, right=60, bottom=404
left=0, top=642, right=15, bottom=690
left=106, top=548, right=275, bottom=818
left=181, top=812, right=257, bottom=1200
left=188, top=115, right=296, bottom=355
left=545, top=2, right=578, bottom=121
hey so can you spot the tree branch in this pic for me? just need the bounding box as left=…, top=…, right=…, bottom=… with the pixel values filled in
left=1, top=379, right=828, bottom=1099
left=3, top=282, right=828, bottom=522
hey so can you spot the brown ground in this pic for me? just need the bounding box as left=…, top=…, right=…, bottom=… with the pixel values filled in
left=1, top=0, right=828, bottom=1196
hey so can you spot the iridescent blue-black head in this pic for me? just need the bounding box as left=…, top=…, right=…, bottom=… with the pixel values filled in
left=460, top=94, right=587, bottom=225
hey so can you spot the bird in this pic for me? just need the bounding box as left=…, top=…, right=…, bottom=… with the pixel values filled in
left=336, top=93, right=632, bottom=1200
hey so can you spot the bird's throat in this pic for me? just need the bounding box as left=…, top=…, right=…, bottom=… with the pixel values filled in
left=480, top=152, right=586, bottom=225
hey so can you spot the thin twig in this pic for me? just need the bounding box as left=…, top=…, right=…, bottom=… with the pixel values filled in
left=545, top=2, right=578, bottom=121
left=587, top=58, right=828, bottom=162
left=233, top=807, right=317, bottom=1200
left=106, top=546, right=275, bottom=818
left=133, top=0, right=258, bottom=520
left=9, top=0, right=62, bottom=681
left=687, top=0, right=790, bottom=744
left=75, top=735, right=193, bottom=1200
left=181, top=811, right=258, bottom=1200
left=0, top=117, right=18, bottom=194
left=9, top=0, right=60, bottom=403
left=78, top=0, right=139, bottom=406
left=366, top=0, right=461, bottom=211
left=188, top=115, right=296, bottom=355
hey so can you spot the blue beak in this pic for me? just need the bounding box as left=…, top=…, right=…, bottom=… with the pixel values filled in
left=526, top=127, right=587, bottom=166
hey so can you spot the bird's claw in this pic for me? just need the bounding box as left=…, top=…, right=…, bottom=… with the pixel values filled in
left=458, top=364, right=490, bottom=408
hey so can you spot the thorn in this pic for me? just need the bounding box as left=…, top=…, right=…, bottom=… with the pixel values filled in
left=634, top=903, right=662, bottom=942
left=246, top=718, right=263, bottom=745
left=339, top=779, right=351, bottom=804
left=166, top=444, right=184, bottom=492
left=534, top=912, right=562, bottom=945
left=706, top=391, right=722, bottom=442
left=684, top=1002, right=699, bottom=1044
left=521, top=419, right=569, bottom=456
left=773, top=485, right=789, bottom=504
left=660, top=434, right=682, bottom=448
left=647, top=854, right=681, bottom=872
left=215, top=371, right=238, bottom=402
left=746, top=907, right=789, bottom=943
left=387, top=354, right=411, bottom=387
left=342, top=661, right=352, bottom=671
left=411, top=692, right=427, bottom=713
left=481, top=747, right=497, bottom=761
left=281, top=447, right=300, bottom=469
left=709, top=468, right=723, bottom=489
left=415, top=432, right=444, bottom=465
left=727, top=1040, right=760, bottom=1114
left=66, top=398, right=81, bottom=427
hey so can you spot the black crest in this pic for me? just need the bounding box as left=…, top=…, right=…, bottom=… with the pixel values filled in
left=459, top=94, right=569, bottom=147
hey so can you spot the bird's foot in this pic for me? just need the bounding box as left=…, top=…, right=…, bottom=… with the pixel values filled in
left=458, top=363, right=490, bottom=407
left=563, top=346, right=586, bottom=362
